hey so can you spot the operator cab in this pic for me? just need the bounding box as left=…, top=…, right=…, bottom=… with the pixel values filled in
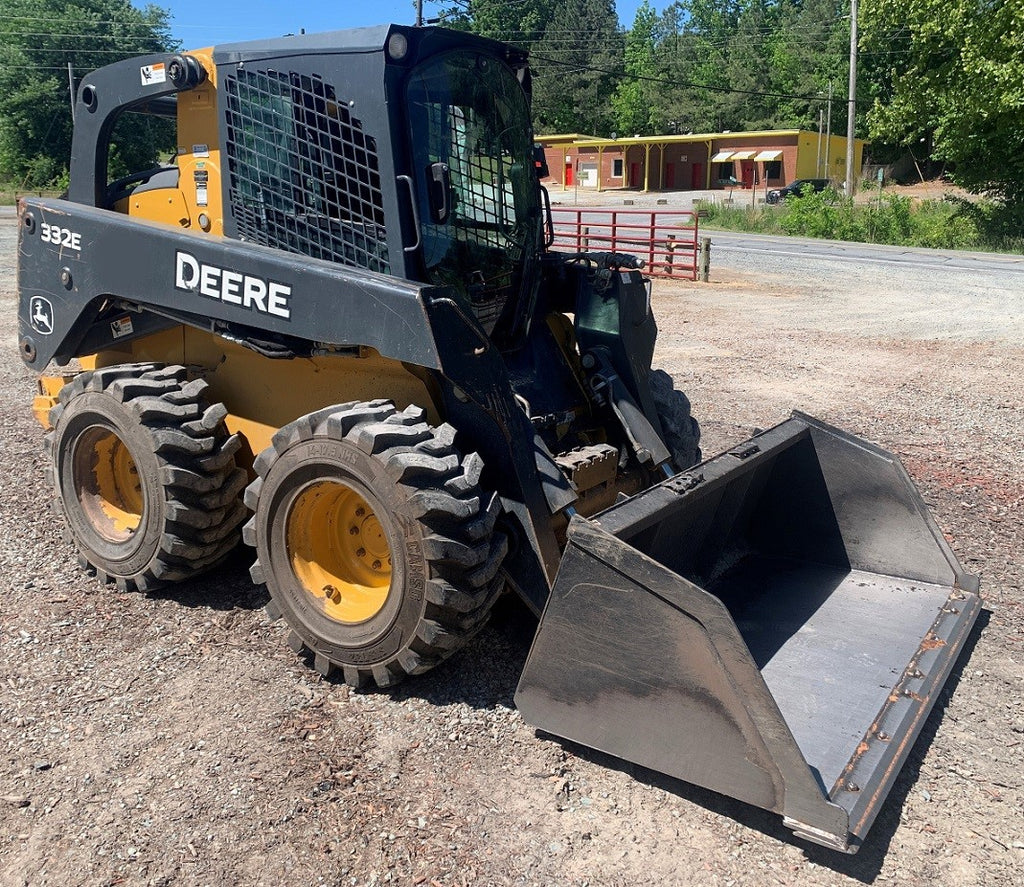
left=406, top=51, right=542, bottom=338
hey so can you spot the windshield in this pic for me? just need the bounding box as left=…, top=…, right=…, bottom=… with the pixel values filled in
left=407, top=51, right=540, bottom=337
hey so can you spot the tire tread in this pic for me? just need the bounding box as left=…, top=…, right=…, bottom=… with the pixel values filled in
left=47, top=363, right=244, bottom=591
left=246, top=400, right=506, bottom=689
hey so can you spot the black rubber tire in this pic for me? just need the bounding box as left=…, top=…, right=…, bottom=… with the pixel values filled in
left=649, top=368, right=702, bottom=469
left=243, top=400, right=508, bottom=689
left=45, top=363, right=247, bottom=592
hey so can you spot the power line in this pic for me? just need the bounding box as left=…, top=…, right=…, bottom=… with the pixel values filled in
left=530, top=52, right=866, bottom=106
left=2, top=47, right=166, bottom=55
left=1, top=31, right=165, bottom=40
left=0, top=13, right=238, bottom=30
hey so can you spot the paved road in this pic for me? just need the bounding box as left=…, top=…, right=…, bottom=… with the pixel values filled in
left=708, top=229, right=1024, bottom=278
left=701, top=231, right=1022, bottom=343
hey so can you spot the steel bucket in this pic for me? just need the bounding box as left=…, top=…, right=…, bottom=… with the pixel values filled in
left=515, top=413, right=981, bottom=852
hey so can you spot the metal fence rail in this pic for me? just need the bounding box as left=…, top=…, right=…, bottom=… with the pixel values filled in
left=549, top=208, right=699, bottom=280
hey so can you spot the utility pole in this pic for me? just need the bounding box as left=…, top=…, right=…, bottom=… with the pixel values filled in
left=816, top=108, right=823, bottom=177
left=416, top=0, right=423, bottom=27
left=824, top=80, right=833, bottom=179
left=845, top=0, right=859, bottom=197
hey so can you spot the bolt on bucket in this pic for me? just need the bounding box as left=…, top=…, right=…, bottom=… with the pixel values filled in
left=515, top=413, right=981, bottom=852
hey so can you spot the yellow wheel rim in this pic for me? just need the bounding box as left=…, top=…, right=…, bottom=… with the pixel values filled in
left=73, top=427, right=144, bottom=542
left=286, top=480, right=393, bottom=624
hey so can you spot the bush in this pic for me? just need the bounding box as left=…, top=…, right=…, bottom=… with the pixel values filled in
left=700, top=187, right=1017, bottom=252
left=700, top=201, right=783, bottom=234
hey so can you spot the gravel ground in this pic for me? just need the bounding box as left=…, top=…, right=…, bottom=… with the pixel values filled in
left=1, top=214, right=1022, bottom=887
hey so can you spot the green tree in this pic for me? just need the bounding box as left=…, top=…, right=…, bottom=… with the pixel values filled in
left=770, top=0, right=850, bottom=133
left=627, top=0, right=852, bottom=137
left=0, top=0, right=175, bottom=188
left=465, top=0, right=556, bottom=46
left=530, top=0, right=624, bottom=136
left=861, top=0, right=1024, bottom=207
left=426, top=0, right=556, bottom=46
left=611, top=1, right=660, bottom=135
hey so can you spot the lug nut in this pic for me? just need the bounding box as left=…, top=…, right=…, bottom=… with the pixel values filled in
left=355, top=506, right=365, bottom=517
left=372, top=559, right=382, bottom=570
left=349, top=526, right=359, bottom=535
left=356, top=548, right=366, bottom=558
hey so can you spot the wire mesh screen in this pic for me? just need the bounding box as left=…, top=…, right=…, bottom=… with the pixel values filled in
left=420, top=101, right=520, bottom=331
left=224, top=69, right=390, bottom=274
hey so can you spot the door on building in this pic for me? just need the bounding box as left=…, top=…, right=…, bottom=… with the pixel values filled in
left=691, top=163, right=703, bottom=189
left=665, top=163, right=675, bottom=188
left=630, top=162, right=640, bottom=188
left=741, top=160, right=755, bottom=188
left=565, top=162, right=573, bottom=186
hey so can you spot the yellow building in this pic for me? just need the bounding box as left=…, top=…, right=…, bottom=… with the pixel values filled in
left=537, top=130, right=866, bottom=193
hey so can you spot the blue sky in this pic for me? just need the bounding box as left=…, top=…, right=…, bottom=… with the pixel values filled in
left=167, top=1, right=652, bottom=50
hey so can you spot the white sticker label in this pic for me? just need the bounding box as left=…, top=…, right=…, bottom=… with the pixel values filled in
left=195, top=185, right=208, bottom=207
left=140, top=63, right=166, bottom=85
left=110, top=316, right=134, bottom=339
left=191, top=144, right=210, bottom=157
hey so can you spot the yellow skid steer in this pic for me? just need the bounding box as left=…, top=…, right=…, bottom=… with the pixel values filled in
left=16, top=25, right=979, bottom=852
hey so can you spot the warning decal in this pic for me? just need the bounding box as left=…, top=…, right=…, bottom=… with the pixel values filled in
left=140, top=62, right=166, bottom=85
left=110, top=316, right=135, bottom=339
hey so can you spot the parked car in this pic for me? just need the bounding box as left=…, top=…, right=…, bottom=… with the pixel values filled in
left=766, top=178, right=831, bottom=204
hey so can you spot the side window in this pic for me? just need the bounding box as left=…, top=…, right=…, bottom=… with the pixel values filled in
left=224, top=73, right=296, bottom=214
left=105, top=109, right=177, bottom=207
left=223, top=69, right=389, bottom=273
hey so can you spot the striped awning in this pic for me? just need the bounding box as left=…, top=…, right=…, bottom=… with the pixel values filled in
left=710, top=150, right=734, bottom=162
left=754, top=149, right=784, bottom=161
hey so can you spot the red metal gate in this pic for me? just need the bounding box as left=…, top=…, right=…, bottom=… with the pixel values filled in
left=549, top=208, right=699, bottom=280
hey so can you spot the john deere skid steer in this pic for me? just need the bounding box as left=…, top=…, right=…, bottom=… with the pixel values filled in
left=16, top=25, right=980, bottom=852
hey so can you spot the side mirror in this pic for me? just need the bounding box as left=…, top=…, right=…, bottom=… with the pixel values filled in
left=427, top=162, right=451, bottom=224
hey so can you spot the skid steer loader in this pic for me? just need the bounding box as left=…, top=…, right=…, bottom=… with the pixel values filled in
left=16, top=24, right=980, bottom=853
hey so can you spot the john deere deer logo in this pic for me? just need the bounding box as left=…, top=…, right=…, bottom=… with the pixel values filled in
left=29, top=296, right=53, bottom=335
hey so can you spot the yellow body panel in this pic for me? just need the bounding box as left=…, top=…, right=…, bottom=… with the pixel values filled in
left=81, top=328, right=438, bottom=462
left=117, top=186, right=192, bottom=227
left=174, top=49, right=224, bottom=235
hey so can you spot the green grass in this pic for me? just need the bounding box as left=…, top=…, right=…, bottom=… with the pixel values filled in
left=699, top=188, right=1023, bottom=253
left=1, top=186, right=61, bottom=206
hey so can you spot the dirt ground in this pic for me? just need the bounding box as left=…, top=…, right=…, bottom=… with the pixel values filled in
left=1, top=216, right=1022, bottom=887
